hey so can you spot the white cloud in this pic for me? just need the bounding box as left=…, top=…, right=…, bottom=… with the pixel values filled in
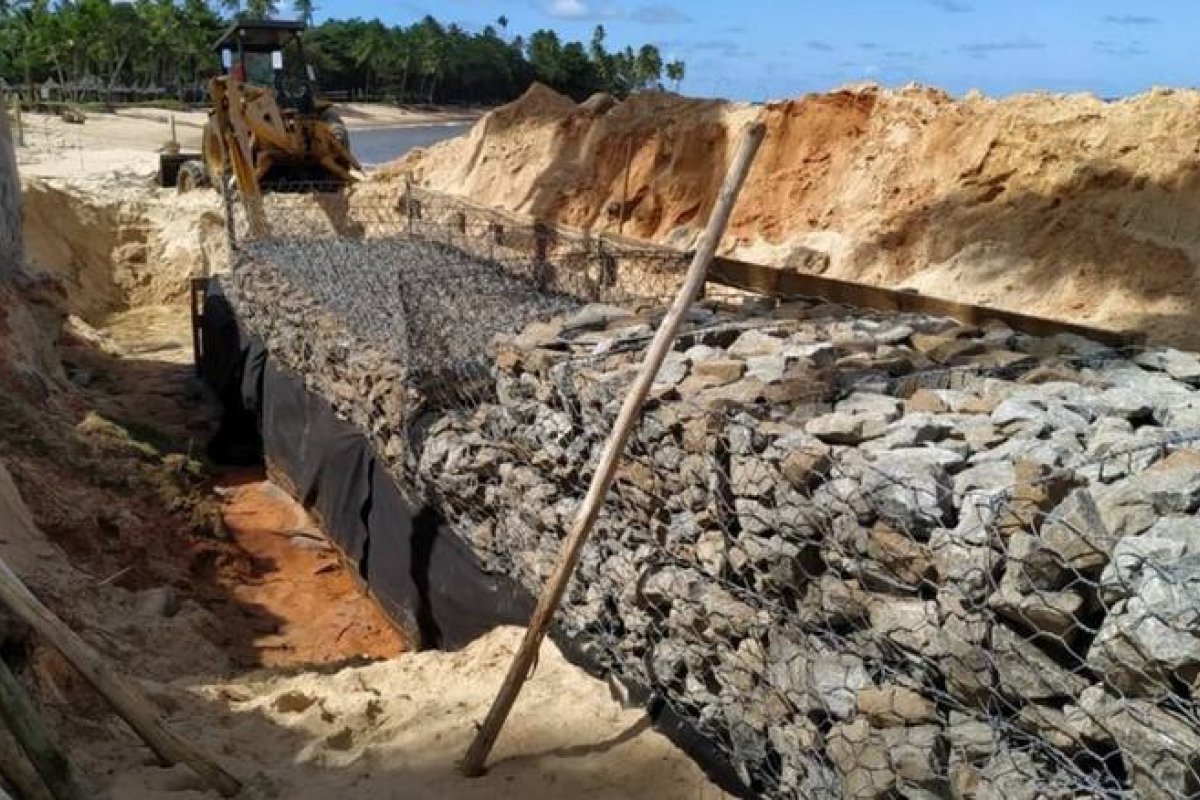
left=544, top=0, right=592, bottom=19
left=629, top=4, right=692, bottom=24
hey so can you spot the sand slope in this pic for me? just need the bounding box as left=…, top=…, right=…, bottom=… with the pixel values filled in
left=21, top=177, right=226, bottom=321
left=392, top=83, right=1200, bottom=347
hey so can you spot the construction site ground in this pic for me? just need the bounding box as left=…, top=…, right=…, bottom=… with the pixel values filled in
left=2, top=119, right=725, bottom=797
left=10, top=83, right=1200, bottom=797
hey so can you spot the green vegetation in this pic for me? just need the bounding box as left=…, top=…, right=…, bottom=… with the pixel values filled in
left=0, top=1, right=685, bottom=105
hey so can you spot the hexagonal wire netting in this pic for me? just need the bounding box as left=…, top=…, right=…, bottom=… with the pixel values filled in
left=222, top=184, right=1200, bottom=799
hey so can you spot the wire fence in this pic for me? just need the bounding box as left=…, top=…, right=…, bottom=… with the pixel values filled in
left=222, top=186, right=1200, bottom=799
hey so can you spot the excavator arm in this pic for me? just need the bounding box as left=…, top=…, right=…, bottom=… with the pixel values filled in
left=210, top=77, right=270, bottom=237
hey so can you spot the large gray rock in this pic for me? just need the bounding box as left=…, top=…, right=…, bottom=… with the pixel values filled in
left=729, top=454, right=778, bottom=500
left=992, top=625, right=1089, bottom=701
left=930, top=526, right=997, bottom=601
left=827, top=720, right=946, bottom=798
left=1135, top=348, right=1200, bottom=385
left=1038, top=487, right=1114, bottom=573
left=727, top=328, right=785, bottom=357
left=799, top=575, right=872, bottom=627
left=808, top=649, right=872, bottom=720
left=950, top=741, right=1077, bottom=800
left=1089, top=558, right=1200, bottom=698
left=860, top=447, right=963, bottom=529
left=836, top=392, right=904, bottom=421
left=1075, top=685, right=1200, bottom=798
left=869, top=598, right=943, bottom=658
left=938, top=593, right=995, bottom=705
left=1101, top=516, right=1200, bottom=600
left=990, top=396, right=1089, bottom=435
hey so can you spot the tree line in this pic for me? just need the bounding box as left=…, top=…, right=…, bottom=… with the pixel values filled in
left=0, top=0, right=686, bottom=105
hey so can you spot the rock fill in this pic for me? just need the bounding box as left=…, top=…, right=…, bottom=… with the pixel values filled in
left=225, top=234, right=1200, bottom=799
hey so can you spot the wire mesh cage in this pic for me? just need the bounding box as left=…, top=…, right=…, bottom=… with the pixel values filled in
left=220, top=183, right=1200, bottom=799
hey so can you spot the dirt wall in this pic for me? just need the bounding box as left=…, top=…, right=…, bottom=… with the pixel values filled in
left=390, top=84, right=1200, bottom=348
left=21, top=178, right=225, bottom=322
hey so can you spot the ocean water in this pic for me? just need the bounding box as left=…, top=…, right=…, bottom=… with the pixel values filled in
left=348, top=123, right=470, bottom=167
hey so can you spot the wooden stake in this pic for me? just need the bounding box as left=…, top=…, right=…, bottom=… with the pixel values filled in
left=0, top=657, right=86, bottom=800
left=460, top=119, right=766, bottom=778
left=618, top=135, right=633, bottom=237
left=0, top=555, right=242, bottom=797
left=0, top=727, right=55, bottom=800
left=12, top=98, right=23, bottom=149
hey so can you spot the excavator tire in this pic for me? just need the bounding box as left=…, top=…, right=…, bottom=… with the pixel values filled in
left=175, top=160, right=209, bottom=193
left=320, top=109, right=350, bottom=149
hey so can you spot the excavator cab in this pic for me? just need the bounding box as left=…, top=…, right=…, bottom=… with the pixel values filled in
left=163, top=19, right=359, bottom=198
left=216, top=20, right=316, bottom=114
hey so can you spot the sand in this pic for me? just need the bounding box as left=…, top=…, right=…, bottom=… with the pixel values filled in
left=2, top=102, right=723, bottom=798
left=388, top=83, right=1200, bottom=348
left=13, top=103, right=481, bottom=180
left=20, top=176, right=227, bottom=321
left=0, top=451, right=725, bottom=799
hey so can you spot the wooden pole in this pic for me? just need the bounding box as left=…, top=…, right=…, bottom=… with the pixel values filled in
left=618, top=135, right=633, bottom=237
left=0, top=555, right=242, bottom=797
left=460, top=119, right=766, bottom=777
left=0, top=657, right=86, bottom=800
left=12, top=98, right=23, bottom=149
left=0, top=728, right=56, bottom=800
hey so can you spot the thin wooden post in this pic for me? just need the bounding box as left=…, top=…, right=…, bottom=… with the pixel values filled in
left=0, top=553, right=242, bottom=797
left=0, top=657, right=86, bottom=800
left=618, top=135, right=633, bottom=237
left=12, top=98, right=23, bottom=148
left=532, top=223, right=550, bottom=290
left=0, top=727, right=56, bottom=800
left=460, top=119, right=766, bottom=777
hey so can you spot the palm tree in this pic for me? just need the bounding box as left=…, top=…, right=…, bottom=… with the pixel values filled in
left=242, top=0, right=278, bottom=21
left=350, top=21, right=390, bottom=96
left=293, top=0, right=315, bottom=25
left=666, top=59, right=684, bottom=92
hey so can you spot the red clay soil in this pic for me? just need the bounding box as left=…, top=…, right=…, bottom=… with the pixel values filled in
left=213, top=469, right=406, bottom=667
left=0, top=319, right=405, bottom=674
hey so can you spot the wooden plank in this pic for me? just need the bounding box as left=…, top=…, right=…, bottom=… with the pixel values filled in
left=406, top=186, right=1140, bottom=347
left=707, top=256, right=1140, bottom=347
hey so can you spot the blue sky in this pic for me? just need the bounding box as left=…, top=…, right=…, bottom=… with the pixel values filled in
left=310, top=1, right=1200, bottom=101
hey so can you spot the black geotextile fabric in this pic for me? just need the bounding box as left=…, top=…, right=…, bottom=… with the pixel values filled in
left=199, top=281, right=535, bottom=648
left=199, top=280, right=748, bottom=798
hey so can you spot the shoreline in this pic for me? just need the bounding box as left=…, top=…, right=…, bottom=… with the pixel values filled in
left=346, top=118, right=477, bottom=131
left=12, top=103, right=476, bottom=179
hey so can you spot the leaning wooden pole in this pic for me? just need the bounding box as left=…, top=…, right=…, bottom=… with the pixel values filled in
left=461, top=119, right=767, bottom=777
left=0, top=657, right=86, bottom=800
left=0, top=555, right=242, bottom=797
left=0, top=726, right=56, bottom=800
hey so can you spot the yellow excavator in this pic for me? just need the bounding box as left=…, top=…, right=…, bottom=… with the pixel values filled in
left=161, top=20, right=361, bottom=200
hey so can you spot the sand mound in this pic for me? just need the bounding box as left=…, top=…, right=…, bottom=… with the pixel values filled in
left=389, top=83, right=1200, bottom=347
left=21, top=177, right=226, bottom=322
